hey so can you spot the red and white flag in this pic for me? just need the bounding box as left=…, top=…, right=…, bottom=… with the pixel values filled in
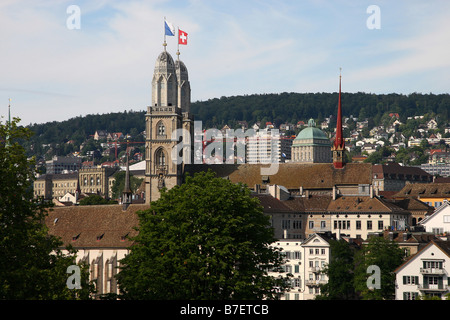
left=178, top=29, right=188, bottom=45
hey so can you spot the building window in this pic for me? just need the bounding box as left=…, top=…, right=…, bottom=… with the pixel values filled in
left=378, top=220, right=384, bottom=230
left=157, top=122, right=166, bottom=137
left=155, top=149, right=166, bottom=167
left=403, top=292, right=418, bottom=300
left=293, top=220, right=302, bottom=229
left=309, top=221, right=314, bottom=229
left=356, top=220, right=361, bottom=230
left=367, top=220, right=372, bottom=230
left=403, top=276, right=418, bottom=285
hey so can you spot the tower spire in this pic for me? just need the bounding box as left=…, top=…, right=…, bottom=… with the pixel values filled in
left=122, top=144, right=132, bottom=210
left=332, top=68, right=345, bottom=169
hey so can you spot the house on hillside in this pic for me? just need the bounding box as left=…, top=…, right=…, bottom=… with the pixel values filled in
left=94, top=130, right=108, bottom=141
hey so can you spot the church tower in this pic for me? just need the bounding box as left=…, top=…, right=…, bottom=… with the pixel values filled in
left=332, top=71, right=345, bottom=169
left=145, top=47, right=193, bottom=204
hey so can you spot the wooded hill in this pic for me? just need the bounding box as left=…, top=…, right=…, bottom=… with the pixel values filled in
left=23, top=91, right=450, bottom=159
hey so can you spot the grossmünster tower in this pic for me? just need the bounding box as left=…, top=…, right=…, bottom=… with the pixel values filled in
left=145, top=45, right=194, bottom=204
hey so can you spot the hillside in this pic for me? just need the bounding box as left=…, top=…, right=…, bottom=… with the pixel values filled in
left=22, top=92, right=450, bottom=164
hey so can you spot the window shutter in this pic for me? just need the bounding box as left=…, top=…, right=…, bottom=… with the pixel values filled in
left=415, top=276, right=419, bottom=285
left=403, top=276, right=407, bottom=284
left=403, top=292, right=408, bottom=300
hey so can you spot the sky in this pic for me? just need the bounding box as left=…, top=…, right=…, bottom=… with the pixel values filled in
left=1, top=0, right=450, bottom=125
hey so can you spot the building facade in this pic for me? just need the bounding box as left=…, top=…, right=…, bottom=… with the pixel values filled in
left=291, top=119, right=332, bottom=163
left=420, top=201, right=450, bottom=235
left=395, top=240, right=450, bottom=300
left=144, top=49, right=193, bottom=204
left=372, top=163, right=432, bottom=194
left=269, top=233, right=332, bottom=300
left=46, top=155, right=82, bottom=174
left=34, top=166, right=118, bottom=200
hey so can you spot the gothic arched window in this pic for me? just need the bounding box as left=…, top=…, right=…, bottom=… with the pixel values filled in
left=155, top=148, right=166, bottom=167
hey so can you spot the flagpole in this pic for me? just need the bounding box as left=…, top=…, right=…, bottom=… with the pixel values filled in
left=176, top=27, right=180, bottom=61
left=163, top=17, right=167, bottom=51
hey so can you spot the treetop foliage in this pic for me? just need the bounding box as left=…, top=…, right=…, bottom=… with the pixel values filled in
left=116, top=170, right=290, bottom=300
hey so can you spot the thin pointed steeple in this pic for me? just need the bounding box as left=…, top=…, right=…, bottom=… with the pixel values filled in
left=332, top=69, right=345, bottom=169
left=122, top=147, right=132, bottom=210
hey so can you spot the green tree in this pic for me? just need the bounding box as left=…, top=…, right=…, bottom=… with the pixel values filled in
left=116, top=170, right=289, bottom=300
left=0, top=117, right=93, bottom=299
left=354, top=236, right=404, bottom=300
left=79, top=194, right=116, bottom=206
left=110, top=171, right=143, bottom=200
left=317, top=239, right=358, bottom=300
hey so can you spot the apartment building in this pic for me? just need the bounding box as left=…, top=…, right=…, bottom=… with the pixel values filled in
left=270, top=233, right=332, bottom=300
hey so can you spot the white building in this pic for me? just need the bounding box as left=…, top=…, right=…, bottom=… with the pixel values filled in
left=270, top=233, right=332, bottom=300
left=246, top=129, right=290, bottom=164
left=395, top=240, right=450, bottom=300
left=419, top=201, right=450, bottom=235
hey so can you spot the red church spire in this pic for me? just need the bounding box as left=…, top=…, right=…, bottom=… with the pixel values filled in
left=332, top=69, right=345, bottom=169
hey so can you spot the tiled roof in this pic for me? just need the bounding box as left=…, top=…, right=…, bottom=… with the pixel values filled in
left=45, top=204, right=148, bottom=248
left=393, top=183, right=450, bottom=198
left=372, top=163, right=431, bottom=178
left=388, top=198, right=434, bottom=212
left=184, top=163, right=372, bottom=190
left=253, top=194, right=294, bottom=213
left=283, top=195, right=332, bottom=212
left=326, top=195, right=408, bottom=213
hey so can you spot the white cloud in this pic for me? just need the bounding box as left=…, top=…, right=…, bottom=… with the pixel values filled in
left=1, top=0, right=449, bottom=125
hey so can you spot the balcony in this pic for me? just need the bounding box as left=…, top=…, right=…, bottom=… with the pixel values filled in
left=305, top=280, right=327, bottom=287
left=309, top=267, right=321, bottom=273
left=420, top=268, right=447, bottom=275
left=417, top=284, right=448, bottom=292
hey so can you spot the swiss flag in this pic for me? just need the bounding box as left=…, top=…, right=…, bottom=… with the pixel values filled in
left=178, top=29, right=188, bottom=45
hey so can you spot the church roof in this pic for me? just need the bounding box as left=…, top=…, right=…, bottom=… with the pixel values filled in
left=183, top=162, right=372, bottom=191
left=45, top=204, right=148, bottom=248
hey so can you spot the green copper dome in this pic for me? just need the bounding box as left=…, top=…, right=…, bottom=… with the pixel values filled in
left=293, top=119, right=330, bottom=146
